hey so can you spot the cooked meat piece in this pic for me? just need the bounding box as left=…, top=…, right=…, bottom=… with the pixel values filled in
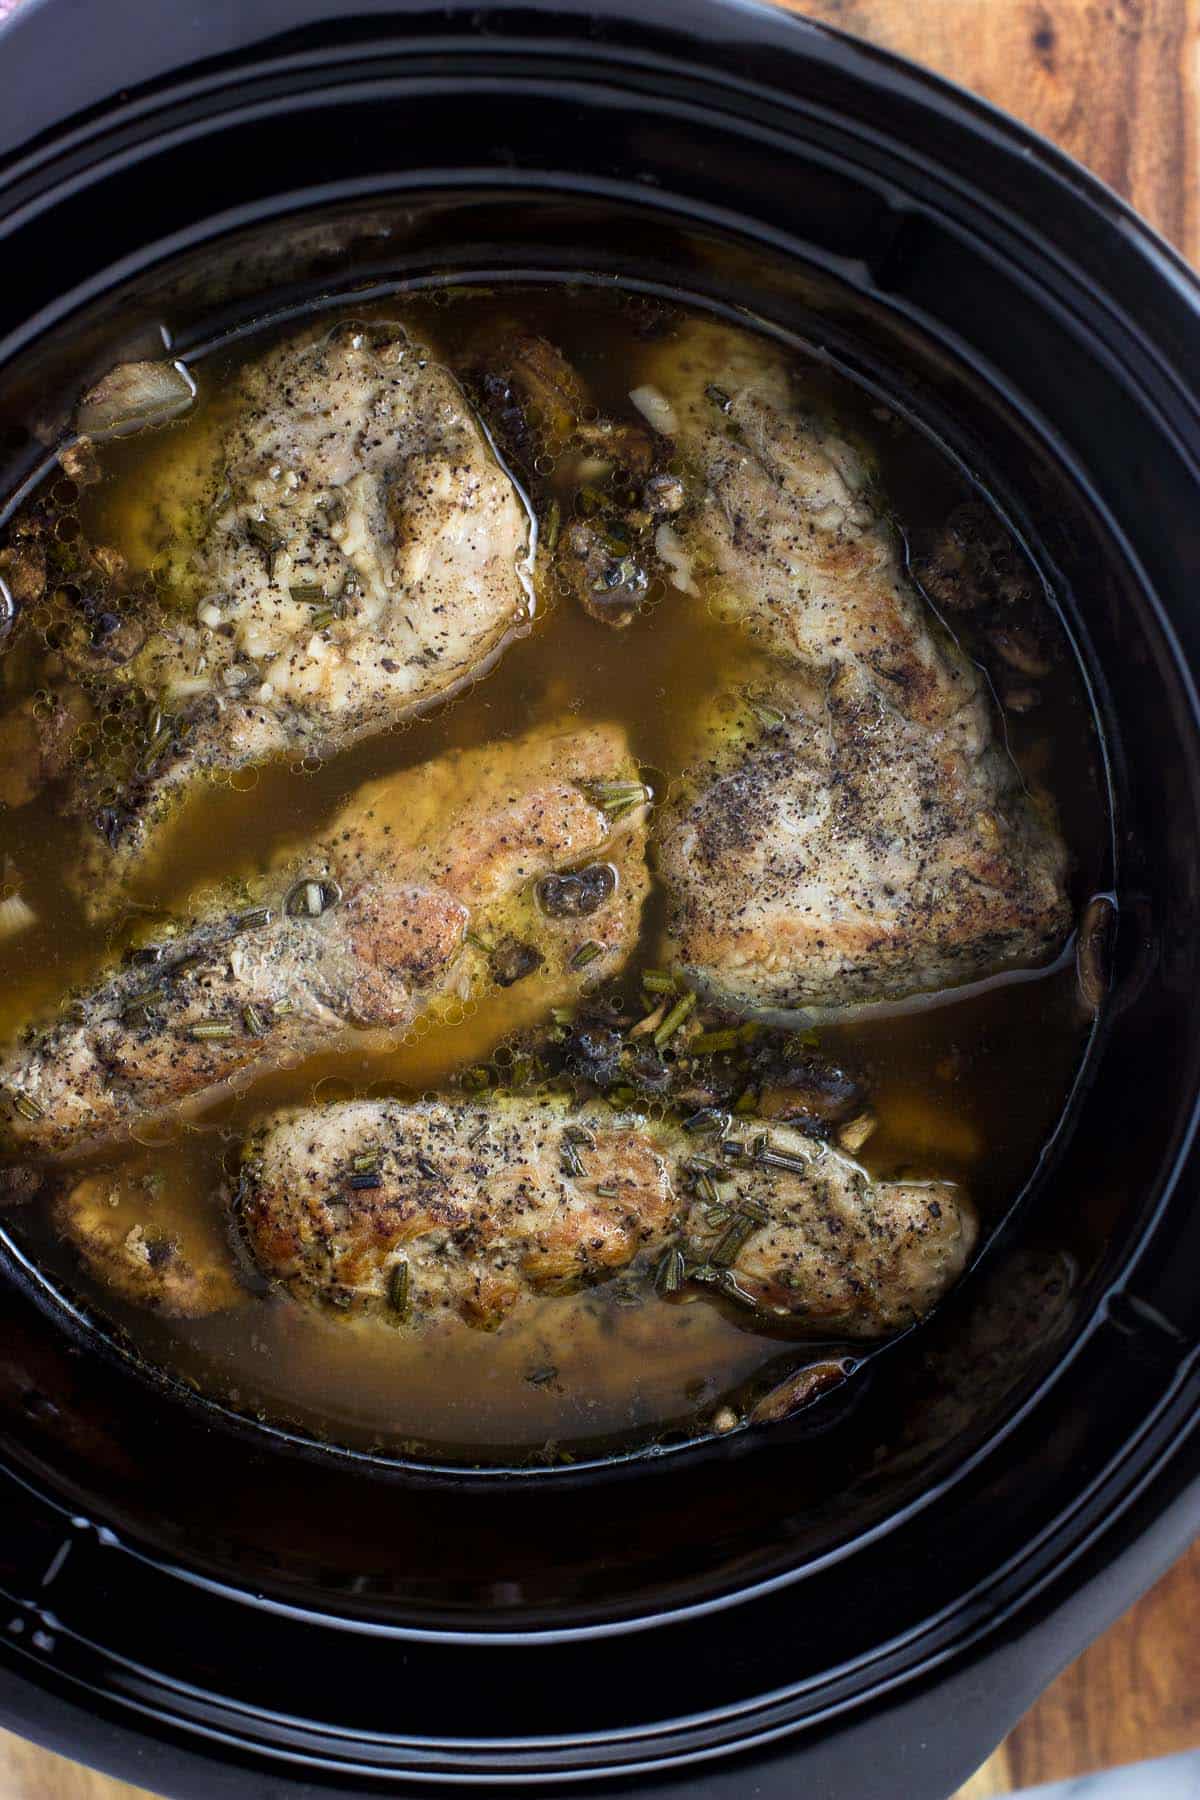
left=238, top=1098, right=974, bottom=1338
left=657, top=678, right=1069, bottom=1011
left=64, top=323, right=534, bottom=915
left=0, top=722, right=649, bottom=1156
left=682, top=1119, right=976, bottom=1336
left=0, top=882, right=463, bottom=1158
left=642, top=319, right=1070, bottom=1009
left=55, top=1164, right=242, bottom=1316
left=308, top=720, right=648, bottom=1000
left=239, top=1094, right=678, bottom=1330
left=643, top=319, right=980, bottom=731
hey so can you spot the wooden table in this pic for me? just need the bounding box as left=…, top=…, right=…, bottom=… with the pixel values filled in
left=0, top=0, right=1197, bottom=1794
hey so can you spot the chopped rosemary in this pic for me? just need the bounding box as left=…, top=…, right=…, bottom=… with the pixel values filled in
left=232, top=905, right=273, bottom=933
left=695, top=1171, right=723, bottom=1207
left=416, top=1155, right=442, bottom=1183
left=586, top=779, right=649, bottom=821
left=139, top=720, right=175, bottom=775
left=739, top=1197, right=771, bottom=1223
left=652, top=989, right=697, bottom=1049
left=308, top=606, right=336, bottom=630
left=686, top=1261, right=720, bottom=1286
left=348, top=1172, right=382, bottom=1191
left=761, top=1148, right=811, bottom=1175
left=9, top=1089, right=44, bottom=1122
left=289, top=583, right=324, bottom=602
left=542, top=498, right=562, bottom=555
left=683, top=1108, right=730, bottom=1137
left=603, top=793, right=645, bottom=822
left=569, top=940, right=604, bottom=971
left=272, top=1000, right=296, bottom=1018
left=242, top=1003, right=269, bottom=1036
left=703, top=1203, right=733, bottom=1226
left=711, top=1212, right=759, bottom=1268
left=750, top=701, right=787, bottom=731
left=640, top=969, right=676, bottom=994
left=188, top=1020, right=235, bottom=1041
left=388, top=1259, right=410, bottom=1319
left=464, top=930, right=494, bottom=954
left=246, top=517, right=281, bottom=576
left=560, top=1139, right=586, bottom=1178
left=595, top=1182, right=620, bottom=1197
left=353, top=1150, right=381, bottom=1174
left=654, top=1245, right=686, bottom=1296
left=689, top=1027, right=743, bottom=1055
left=562, top=1123, right=596, bottom=1147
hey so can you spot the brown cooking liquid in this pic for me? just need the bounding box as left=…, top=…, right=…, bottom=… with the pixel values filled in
left=0, top=289, right=1105, bottom=1464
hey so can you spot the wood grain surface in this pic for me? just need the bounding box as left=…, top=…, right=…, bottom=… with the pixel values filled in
left=0, top=0, right=1197, bottom=1795
left=789, top=0, right=1200, bottom=263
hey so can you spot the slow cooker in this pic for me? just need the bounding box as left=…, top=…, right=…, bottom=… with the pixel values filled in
left=0, top=1, right=1197, bottom=1795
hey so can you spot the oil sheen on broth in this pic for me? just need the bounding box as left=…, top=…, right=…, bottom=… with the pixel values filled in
left=0, top=288, right=1104, bottom=1465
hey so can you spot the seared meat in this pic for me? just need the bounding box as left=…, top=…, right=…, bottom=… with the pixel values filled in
left=644, top=320, right=1070, bottom=1009
left=239, top=1095, right=678, bottom=1330
left=56, top=1163, right=242, bottom=1317
left=239, top=1097, right=974, bottom=1338
left=0, top=722, right=649, bottom=1156
left=657, top=678, right=1069, bottom=1012
left=682, top=1118, right=976, bottom=1335
left=307, top=720, right=649, bottom=1014
left=642, top=319, right=978, bottom=730
left=0, top=882, right=463, bottom=1158
left=65, top=323, right=534, bottom=914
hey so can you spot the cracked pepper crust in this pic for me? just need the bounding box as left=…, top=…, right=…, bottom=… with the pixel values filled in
left=647, top=319, right=1071, bottom=1008
left=71, top=324, right=534, bottom=914
left=239, top=1095, right=975, bottom=1338
left=0, top=722, right=649, bottom=1156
